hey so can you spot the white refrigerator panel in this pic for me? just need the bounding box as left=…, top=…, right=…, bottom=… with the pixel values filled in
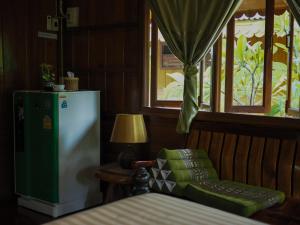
left=58, top=91, right=101, bottom=206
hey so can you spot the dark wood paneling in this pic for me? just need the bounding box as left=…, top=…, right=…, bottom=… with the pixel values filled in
left=234, top=135, right=251, bottom=183
left=106, top=31, right=125, bottom=67
left=184, top=125, right=300, bottom=197
left=186, top=130, right=200, bottom=149
left=65, top=0, right=138, bottom=27
left=262, top=138, right=280, bottom=189
left=65, top=27, right=141, bottom=114
left=0, top=0, right=58, bottom=200
left=89, top=31, right=106, bottom=68
left=0, top=135, right=11, bottom=199
left=69, top=31, right=89, bottom=70
left=64, top=0, right=143, bottom=163
left=209, top=132, right=224, bottom=174
left=106, top=72, right=125, bottom=113
left=147, top=117, right=185, bottom=159
left=247, top=137, right=265, bottom=186
left=198, top=131, right=212, bottom=152
left=221, top=134, right=237, bottom=180
left=124, top=73, right=140, bottom=113
left=293, top=141, right=300, bottom=198
left=277, top=140, right=296, bottom=196
left=124, top=30, right=139, bottom=67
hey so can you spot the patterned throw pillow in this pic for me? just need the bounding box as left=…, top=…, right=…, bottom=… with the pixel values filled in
left=157, top=148, right=209, bottom=160
left=149, top=148, right=218, bottom=196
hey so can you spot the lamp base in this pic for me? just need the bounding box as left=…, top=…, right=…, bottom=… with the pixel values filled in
left=132, top=167, right=150, bottom=195
left=118, top=148, right=137, bottom=169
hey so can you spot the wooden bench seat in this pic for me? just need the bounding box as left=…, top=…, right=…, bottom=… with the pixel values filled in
left=185, top=124, right=300, bottom=224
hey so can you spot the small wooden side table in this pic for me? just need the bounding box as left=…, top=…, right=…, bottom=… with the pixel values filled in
left=95, top=163, right=134, bottom=203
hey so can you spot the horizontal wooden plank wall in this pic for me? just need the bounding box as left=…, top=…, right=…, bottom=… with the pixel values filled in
left=294, top=143, right=300, bottom=198
left=186, top=125, right=300, bottom=198
left=0, top=0, right=57, bottom=200
left=148, top=117, right=186, bottom=159
left=64, top=0, right=144, bottom=162
left=64, top=0, right=141, bottom=113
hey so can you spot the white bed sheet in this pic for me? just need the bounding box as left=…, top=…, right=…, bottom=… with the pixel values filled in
left=44, top=193, right=267, bottom=225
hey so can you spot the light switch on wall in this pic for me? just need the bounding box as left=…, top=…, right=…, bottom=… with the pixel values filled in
left=47, top=16, right=52, bottom=31
left=46, top=16, right=59, bottom=32
left=66, top=7, right=79, bottom=28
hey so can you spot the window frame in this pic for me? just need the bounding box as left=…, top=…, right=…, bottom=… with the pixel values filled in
left=150, top=20, right=210, bottom=108
left=145, top=0, right=300, bottom=118
left=199, top=47, right=215, bottom=112
left=150, top=20, right=182, bottom=108
left=224, top=0, right=274, bottom=113
left=286, top=14, right=300, bottom=116
left=199, top=59, right=212, bottom=111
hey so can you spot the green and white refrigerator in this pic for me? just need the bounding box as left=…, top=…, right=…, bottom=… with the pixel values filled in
left=13, top=91, right=102, bottom=217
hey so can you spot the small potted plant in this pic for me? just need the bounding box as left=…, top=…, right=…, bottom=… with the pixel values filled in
left=40, top=63, right=55, bottom=91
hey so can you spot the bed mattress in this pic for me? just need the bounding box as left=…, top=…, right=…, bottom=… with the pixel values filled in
left=44, top=193, right=266, bottom=225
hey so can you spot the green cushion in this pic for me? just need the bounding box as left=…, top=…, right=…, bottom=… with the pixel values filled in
left=159, top=168, right=219, bottom=182
left=184, top=180, right=285, bottom=217
left=149, top=148, right=285, bottom=216
left=156, top=158, right=215, bottom=170
left=149, top=148, right=218, bottom=196
left=158, top=148, right=209, bottom=160
left=150, top=180, right=190, bottom=196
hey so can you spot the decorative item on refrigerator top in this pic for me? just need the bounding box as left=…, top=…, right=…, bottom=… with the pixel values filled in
left=64, top=71, right=79, bottom=91
left=40, top=63, right=55, bottom=91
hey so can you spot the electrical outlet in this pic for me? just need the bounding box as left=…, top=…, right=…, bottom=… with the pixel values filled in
left=47, top=16, right=52, bottom=31
left=52, top=17, right=59, bottom=31
left=66, top=7, right=79, bottom=27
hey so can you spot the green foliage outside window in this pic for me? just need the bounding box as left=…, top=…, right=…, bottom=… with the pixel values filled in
left=162, top=72, right=184, bottom=100
left=161, top=11, right=299, bottom=116
left=291, top=25, right=300, bottom=110
left=233, top=35, right=264, bottom=106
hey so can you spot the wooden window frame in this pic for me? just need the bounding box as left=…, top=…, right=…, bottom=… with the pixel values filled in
left=199, top=46, right=219, bottom=112
left=286, top=14, right=300, bottom=116
left=150, top=20, right=182, bottom=108
left=146, top=1, right=299, bottom=118
left=224, top=0, right=274, bottom=113
left=143, top=7, right=151, bottom=107
left=211, top=37, right=222, bottom=112
left=199, top=59, right=212, bottom=111
left=150, top=21, right=211, bottom=109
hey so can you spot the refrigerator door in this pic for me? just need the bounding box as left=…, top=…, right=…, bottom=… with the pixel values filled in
left=58, top=91, right=100, bottom=205
left=14, top=92, right=30, bottom=196
left=14, top=92, right=59, bottom=203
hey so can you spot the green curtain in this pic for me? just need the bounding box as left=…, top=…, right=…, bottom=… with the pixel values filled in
left=148, top=0, right=241, bottom=133
left=287, top=0, right=300, bottom=25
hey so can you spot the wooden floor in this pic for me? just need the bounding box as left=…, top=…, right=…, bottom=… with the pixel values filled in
left=251, top=199, right=300, bottom=225
left=0, top=203, right=53, bottom=225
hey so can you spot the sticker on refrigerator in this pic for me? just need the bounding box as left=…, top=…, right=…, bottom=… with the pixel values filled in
left=43, top=115, right=52, bottom=129
left=61, top=100, right=68, bottom=109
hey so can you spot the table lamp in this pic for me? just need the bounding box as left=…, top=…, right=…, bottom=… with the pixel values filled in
left=110, top=114, right=148, bottom=169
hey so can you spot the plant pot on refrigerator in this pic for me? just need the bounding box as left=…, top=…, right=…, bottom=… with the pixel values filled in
left=42, top=81, right=54, bottom=91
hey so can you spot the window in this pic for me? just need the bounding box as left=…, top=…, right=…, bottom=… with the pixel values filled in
left=287, top=14, right=300, bottom=116
left=145, top=0, right=300, bottom=117
left=146, top=17, right=213, bottom=109
left=225, top=1, right=268, bottom=113
left=147, top=19, right=199, bottom=107
left=199, top=48, right=213, bottom=111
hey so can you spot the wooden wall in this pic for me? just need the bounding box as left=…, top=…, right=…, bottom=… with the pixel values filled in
left=3, top=0, right=298, bottom=203
left=0, top=0, right=58, bottom=200
left=63, top=0, right=146, bottom=161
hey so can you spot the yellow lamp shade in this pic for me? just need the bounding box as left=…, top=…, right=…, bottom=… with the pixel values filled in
left=110, top=114, right=148, bottom=143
